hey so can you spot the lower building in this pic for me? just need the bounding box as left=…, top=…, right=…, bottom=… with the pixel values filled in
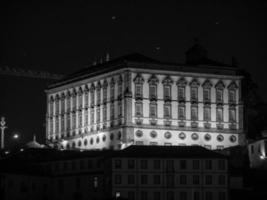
left=0, top=145, right=228, bottom=200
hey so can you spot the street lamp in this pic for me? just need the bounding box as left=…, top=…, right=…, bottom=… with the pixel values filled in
left=0, top=117, right=7, bottom=149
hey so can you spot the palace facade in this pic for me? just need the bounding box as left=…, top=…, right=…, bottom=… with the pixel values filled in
left=46, top=45, right=244, bottom=150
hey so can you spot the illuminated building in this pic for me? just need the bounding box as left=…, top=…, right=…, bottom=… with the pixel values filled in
left=46, top=43, right=244, bottom=150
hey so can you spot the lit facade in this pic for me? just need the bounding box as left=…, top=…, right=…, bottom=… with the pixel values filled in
left=46, top=52, right=244, bottom=150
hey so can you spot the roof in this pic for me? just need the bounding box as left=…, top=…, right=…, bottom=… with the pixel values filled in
left=48, top=52, right=241, bottom=90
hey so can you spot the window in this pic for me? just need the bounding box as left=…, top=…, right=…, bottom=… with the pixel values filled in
left=193, top=191, right=200, bottom=200
left=218, top=175, right=226, bottom=185
left=164, top=104, right=171, bottom=118
left=90, top=90, right=94, bottom=106
left=85, top=92, right=89, bottom=107
left=128, top=160, right=135, bottom=169
left=84, top=110, right=88, bottom=125
left=61, top=98, right=65, bottom=114
left=205, top=175, right=212, bottom=185
left=193, top=160, right=200, bottom=169
left=128, top=191, right=135, bottom=200
left=141, top=175, right=148, bottom=184
left=110, top=103, right=114, bottom=120
left=164, top=85, right=171, bottom=99
left=229, top=90, right=235, bottom=103
left=216, top=89, right=223, bottom=102
left=180, top=191, right=187, bottom=200
left=166, top=175, right=174, bottom=187
left=191, top=106, right=198, bottom=121
left=167, top=191, right=174, bottom=200
left=166, top=160, right=174, bottom=171
left=128, top=175, right=135, bottom=184
left=72, top=113, right=76, bottom=129
left=180, top=175, right=187, bottom=184
left=203, top=88, right=210, bottom=102
left=78, top=93, right=83, bottom=108
left=90, top=110, right=94, bottom=125
left=110, top=84, right=115, bottom=100
left=141, top=191, right=148, bottom=200
left=153, top=192, right=161, bottom=200
left=178, top=87, right=185, bottom=100
left=205, top=191, right=212, bottom=200
left=191, top=87, right=198, bottom=101
left=180, top=160, right=187, bottom=169
left=140, top=160, right=148, bottom=169
left=93, top=176, right=98, bottom=188
left=115, top=160, right=121, bottom=169
left=115, top=174, right=121, bottom=184
left=103, top=105, right=107, bottom=122
left=118, top=101, right=122, bottom=117
left=149, top=85, right=157, bottom=99
left=135, top=101, right=143, bottom=116
left=251, top=145, right=254, bottom=154
left=178, top=105, right=185, bottom=119
left=205, top=160, right=212, bottom=170
left=150, top=103, right=157, bottom=118
left=218, top=160, right=226, bottom=170
left=229, top=108, right=236, bottom=122
left=154, top=160, right=161, bottom=170
left=216, top=108, right=223, bottom=122
left=153, top=175, right=161, bottom=184
left=67, top=96, right=71, bottom=112
left=193, top=175, right=200, bottom=185
left=97, top=89, right=101, bottom=103
left=204, top=106, right=211, bottom=121
left=218, top=191, right=226, bottom=200
left=78, top=111, right=82, bottom=127
left=135, top=84, right=142, bottom=97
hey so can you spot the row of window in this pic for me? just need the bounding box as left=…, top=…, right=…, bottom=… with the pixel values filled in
left=114, top=159, right=226, bottom=170
left=114, top=174, right=226, bottom=186
left=135, top=102, right=237, bottom=122
left=123, top=190, right=226, bottom=200
left=134, top=74, right=238, bottom=104
left=135, top=130, right=237, bottom=143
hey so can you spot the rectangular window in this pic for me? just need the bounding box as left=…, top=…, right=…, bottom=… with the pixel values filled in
left=193, top=160, right=200, bottom=170
left=97, top=89, right=101, bottom=103
left=218, top=192, right=226, bottom=200
left=90, top=91, right=95, bottom=106
left=150, top=103, right=157, bottom=118
left=205, top=160, right=212, bottom=170
left=110, top=86, right=115, bottom=100
left=72, top=96, right=77, bottom=110
left=79, top=112, right=83, bottom=127
left=61, top=99, right=65, bottom=113
left=217, top=108, right=223, bottom=122
left=229, top=108, right=236, bottom=122
left=180, top=191, right=187, bottom=200
left=229, top=90, right=235, bottom=103
left=205, top=191, right=212, bottom=200
left=110, top=103, right=114, bottom=120
left=153, top=192, right=161, bottom=200
left=149, top=85, right=157, bottom=99
left=154, top=160, right=161, bottom=170
left=141, top=191, right=148, bottom=200
left=103, top=88, right=107, bottom=103
left=84, top=110, right=88, bottom=126
left=164, top=104, right=171, bottom=118
left=180, top=160, right=187, bottom=169
left=85, top=93, right=89, bottom=107
left=96, top=107, right=100, bottom=123
left=90, top=110, right=94, bottom=125
left=218, top=160, right=226, bottom=170
left=118, top=84, right=123, bottom=97
left=115, top=160, right=121, bottom=169
left=164, top=85, right=171, bottom=99
left=204, top=106, right=211, bottom=121
left=178, top=106, right=185, bottom=119
left=128, top=175, right=135, bottom=184
left=178, top=87, right=185, bottom=100
left=167, top=191, right=174, bottom=200
left=115, top=175, right=121, bottom=184
left=67, top=98, right=71, bottom=112
left=191, top=87, right=198, bottom=100
left=72, top=113, right=76, bottom=129
left=191, top=106, right=198, bottom=121
left=128, top=191, right=135, bottom=200
left=128, top=160, right=135, bottom=169
left=216, top=89, right=223, bottom=102
left=166, top=160, right=174, bottom=171
left=141, top=175, right=148, bottom=184
left=140, top=160, right=148, bottom=169
left=203, top=88, right=210, bottom=101
left=135, top=84, right=142, bottom=97
left=193, top=191, right=200, bottom=200
left=193, top=175, right=200, bottom=185
left=180, top=175, right=187, bottom=184
left=218, top=175, right=226, bottom=185
left=78, top=94, right=83, bottom=108
left=135, top=102, right=143, bottom=116
left=103, top=106, right=107, bottom=122
left=153, top=175, right=161, bottom=185
left=93, top=176, right=98, bottom=188
left=118, top=101, right=122, bottom=117
left=166, top=175, right=174, bottom=187
left=205, top=175, right=212, bottom=185
left=67, top=114, right=70, bottom=130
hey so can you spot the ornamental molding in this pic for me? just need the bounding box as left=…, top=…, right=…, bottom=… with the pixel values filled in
left=117, top=75, right=123, bottom=84
left=110, top=77, right=115, bottom=86
left=90, top=83, right=95, bottom=92
left=148, top=74, right=159, bottom=84
left=96, top=81, right=102, bottom=90
left=202, top=79, right=213, bottom=88
left=133, top=73, right=144, bottom=84
left=189, top=79, right=200, bottom=87
left=176, top=77, right=187, bottom=86
left=227, top=81, right=238, bottom=90
left=103, top=79, right=108, bottom=88
left=162, top=75, right=173, bottom=85
left=215, top=80, right=225, bottom=89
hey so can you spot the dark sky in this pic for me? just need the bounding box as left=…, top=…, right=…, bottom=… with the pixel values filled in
left=1, top=1, right=267, bottom=145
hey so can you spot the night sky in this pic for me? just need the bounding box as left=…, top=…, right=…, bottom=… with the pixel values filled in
left=1, top=1, right=267, bottom=145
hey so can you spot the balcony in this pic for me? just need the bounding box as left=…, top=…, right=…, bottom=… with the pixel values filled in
left=150, top=118, right=157, bottom=125
left=178, top=121, right=185, bottom=127
left=216, top=123, right=224, bottom=130
left=135, top=118, right=143, bottom=125
left=204, top=122, right=211, bottom=129
left=149, top=95, right=157, bottom=101
left=191, top=121, right=198, bottom=128
left=229, top=123, right=237, bottom=130
left=164, top=120, right=172, bottom=126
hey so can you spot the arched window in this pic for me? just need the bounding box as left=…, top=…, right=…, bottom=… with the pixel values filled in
left=190, top=79, right=200, bottom=102
left=227, top=81, right=238, bottom=104
left=162, top=76, right=173, bottom=101
left=176, top=77, right=187, bottom=102
left=202, top=79, right=212, bottom=103
left=148, top=74, right=159, bottom=100
left=215, top=80, right=225, bottom=104
left=133, top=73, right=144, bottom=99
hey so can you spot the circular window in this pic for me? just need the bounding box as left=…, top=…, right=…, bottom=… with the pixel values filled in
left=204, top=134, right=211, bottom=141
left=217, top=134, right=224, bottom=142
left=150, top=131, right=157, bottom=138
left=117, top=132, right=122, bottom=140
left=179, top=132, right=186, bottom=140
left=78, top=140, right=82, bottom=147
left=84, top=139, right=88, bottom=146
left=135, top=130, right=143, bottom=138
left=229, top=135, right=237, bottom=143
left=90, top=138, right=94, bottom=145
left=191, top=133, right=199, bottom=140
left=103, top=135, right=106, bottom=142
left=164, top=132, right=172, bottom=139
left=96, top=136, right=100, bottom=144
left=110, top=133, right=114, bottom=140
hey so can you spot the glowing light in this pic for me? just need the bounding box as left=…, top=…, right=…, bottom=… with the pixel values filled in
left=13, top=134, right=19, bottom=139
left=260, top=155, right=265, bottom=160
left=5, top=151, right=9, bottom=154
left=20, top=148, right=24, bottom=152
left=61, top=140, right=68, bottom=146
